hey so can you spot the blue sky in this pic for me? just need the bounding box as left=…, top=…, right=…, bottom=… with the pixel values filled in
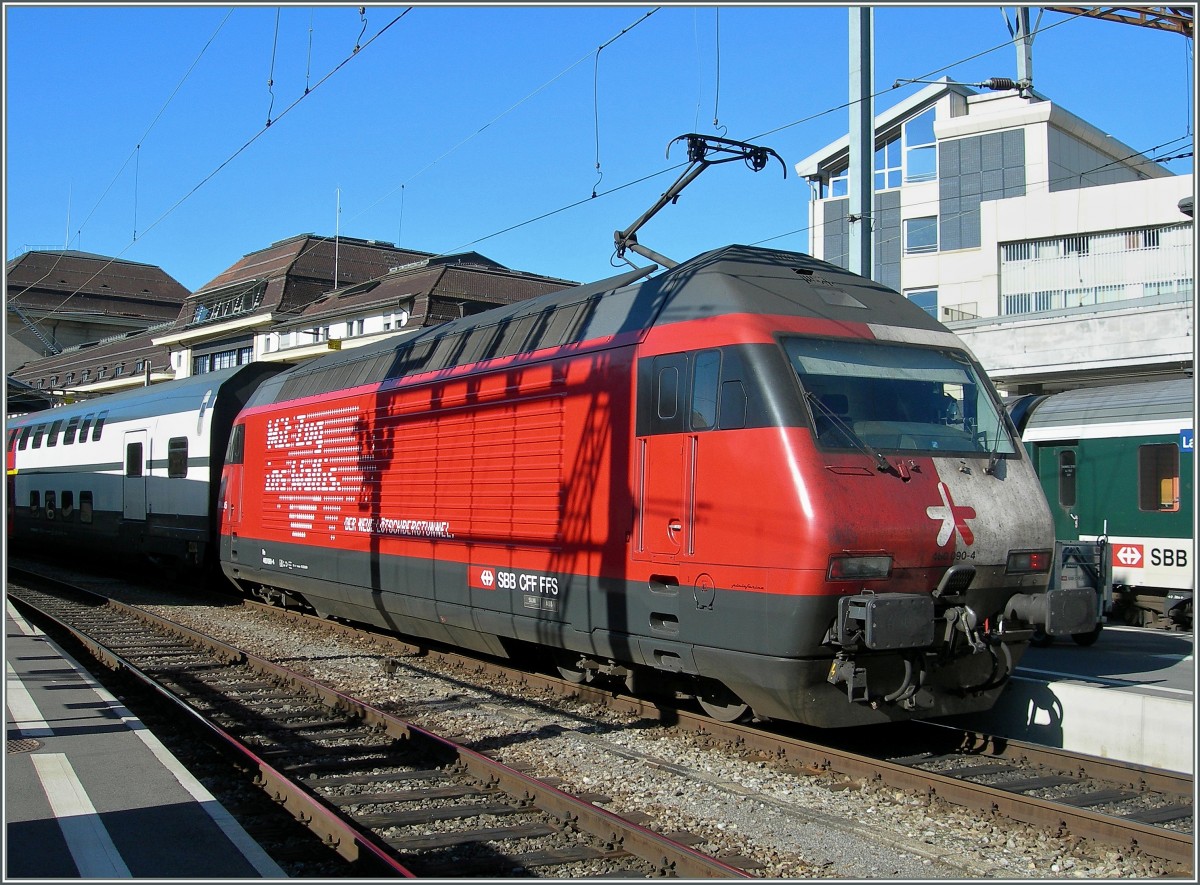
left=4, top=4, right=1195, bottom=292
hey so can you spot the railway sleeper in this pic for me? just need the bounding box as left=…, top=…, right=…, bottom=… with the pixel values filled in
left=406, top=842, right=633, bottom=878
left=323, top=784, right=489, bottom=806
left=354, top=800, right=526, bottom=827
left=384, top=821, right=559, bottom=851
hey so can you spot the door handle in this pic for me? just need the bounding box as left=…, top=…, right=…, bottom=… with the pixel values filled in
left=668, top=519, right=683, bottom=533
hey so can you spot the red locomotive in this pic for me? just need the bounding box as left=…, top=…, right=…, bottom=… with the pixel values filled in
left=219, top=244, right=1094, bottom=727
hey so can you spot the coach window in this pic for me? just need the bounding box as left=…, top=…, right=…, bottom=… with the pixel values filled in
left=691, top=350, right=721, bottom=430
left=30, top=490, right=40, bottom=515
left=92, top=411, right=108, bottom=441
left=79, top=414, right=95, bottom=441
left=61, top=491, right=74, bottom=519
left=168, top=437, right=188, bottom=478
left=32, top=424, right=47, bottom=448
left=64, top=417, right=81, bottom=445
left=18, top=426, right=33, bottom=450
left=7, top=429, right=17, bottom=452
left=1058, top=450, right=1076, bottom=508
left=126, top=442, right=143, bottom=478
left=80, top=491, right=94, bottom=524
left=46, top=420, right=64, bottom=447
left=1138, top=444, right=1179, bottom=512
left=45, top=491, right=56, bottom=520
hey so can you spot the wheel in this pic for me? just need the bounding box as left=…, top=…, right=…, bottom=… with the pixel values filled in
left=1029, top=626, right=1053, bottom=648
left=1071, top=623, right=1103, bottom=646
left=696, top=683, right=751, bottom=722
left=554, top=653, right=587, bottom=684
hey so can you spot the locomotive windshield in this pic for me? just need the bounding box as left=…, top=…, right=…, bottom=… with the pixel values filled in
left=785, top=337, right=1017, bottom=458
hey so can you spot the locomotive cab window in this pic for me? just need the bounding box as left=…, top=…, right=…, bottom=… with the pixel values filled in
left=787, top=337, right=1016, bottom=458
left=1139, top=444, right=1179, bottom=512
left=126, top=442, right=143, bottom=478
left=168, top=437, right=189, bottom=478
left=226, top=424, right=245, bottom=465
left=691, top=350, right=721, bottom=430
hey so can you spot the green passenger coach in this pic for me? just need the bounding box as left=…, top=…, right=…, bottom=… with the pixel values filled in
left=1010, top=378, right=1193, bottom=629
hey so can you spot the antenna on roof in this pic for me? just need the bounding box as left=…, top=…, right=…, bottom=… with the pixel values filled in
left=613, top=133, right=786, bottom=269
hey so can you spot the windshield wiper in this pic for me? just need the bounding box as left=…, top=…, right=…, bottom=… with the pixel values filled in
left=805, top=392, right=903, bottom=478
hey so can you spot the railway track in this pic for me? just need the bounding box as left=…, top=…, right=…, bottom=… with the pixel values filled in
left=8, top=559, right=1194, bottom=875
left=242, top=596, right=1195, bottom=869
left=6, top=572, right=751, bottom=879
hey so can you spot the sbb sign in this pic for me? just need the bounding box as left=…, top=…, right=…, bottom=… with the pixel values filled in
left=1113, top=544, right=1144, bottom=567
left=1112, top=543, right=1189, bottom=570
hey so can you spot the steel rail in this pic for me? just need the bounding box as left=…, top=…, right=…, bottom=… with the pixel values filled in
left=8, top=576, right=751, bottom=879
left=245, top=600, right=1193, bottom=867
left=8, top=588, right=417, bottom=876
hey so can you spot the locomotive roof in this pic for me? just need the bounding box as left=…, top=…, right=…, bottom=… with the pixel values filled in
left=1023, top=378, right=1194, bottom=435
left=253, top=244, right=948, bottom=407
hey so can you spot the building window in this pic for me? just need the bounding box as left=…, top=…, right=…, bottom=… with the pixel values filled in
left=903, top=108, right=937, bottom=182
left=828, top=164, right=849, bottom=198
left=193, top=346, right=254, bottom=375
left=875, top=133, right=901, bottom=191
left=905, top=289, right=938, bottom=317
left=904, top=216, right=938, bottom=253
left=1139, top=444, right=1179, bottom=512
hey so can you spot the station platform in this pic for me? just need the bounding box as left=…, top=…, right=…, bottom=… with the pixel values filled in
left=951, top=624, right=1195, bottom=775
left=4, top=600, right=285, bottom=879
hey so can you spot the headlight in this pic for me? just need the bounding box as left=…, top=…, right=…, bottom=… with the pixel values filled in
left=827, top=554, right=893, bottom=581
left=1006, top=549, right=1052, bottom=574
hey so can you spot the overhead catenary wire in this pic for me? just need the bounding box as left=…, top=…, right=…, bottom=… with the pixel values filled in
left=17, top=8, right=412, bottom=334
left=7, top=8, right=234, bottom=317
left=266, top=7, right=280, bottom=126
left=593, top=7, right=660, bottom=198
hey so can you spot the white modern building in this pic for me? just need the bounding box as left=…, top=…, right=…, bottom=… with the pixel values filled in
left=795, top=79, right=1194, bottom=394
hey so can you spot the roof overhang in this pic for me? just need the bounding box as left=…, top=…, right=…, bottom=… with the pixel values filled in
left=152, top=312, right=275, bottom=347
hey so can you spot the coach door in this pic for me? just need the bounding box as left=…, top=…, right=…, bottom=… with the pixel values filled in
left=1037, top=444, right=1081, bottom=541
left=123, top=430, right=148, bottom=521
left=635, top=353, right=692, bottom=560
